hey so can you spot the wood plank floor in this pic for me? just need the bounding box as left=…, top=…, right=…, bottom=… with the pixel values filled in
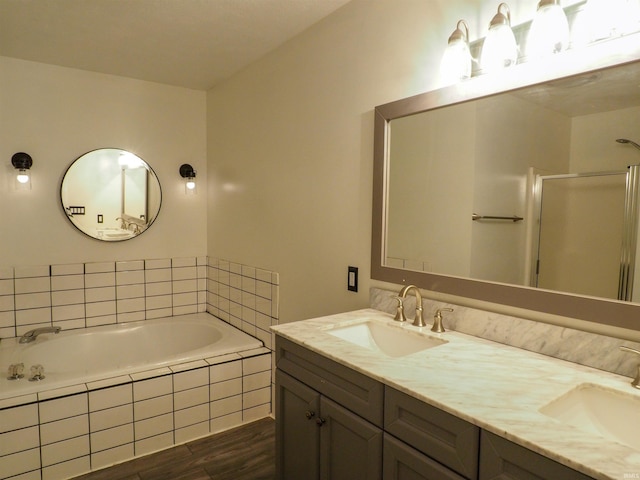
left=73, top=417, right=275, bottom=480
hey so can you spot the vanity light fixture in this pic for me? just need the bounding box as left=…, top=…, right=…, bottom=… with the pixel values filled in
left=179, top=163, right=197, bottom=194
left=526, top=0, right=570, bottom=60
left=480, top=3, right=519, bottom=74
left=11, top=152, right=33, bottom=189
left=440, top=20, right=472, bottom=85
left=575, top=0, right=639, bottom=45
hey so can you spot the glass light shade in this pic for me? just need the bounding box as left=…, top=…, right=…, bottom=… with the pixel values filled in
left=16, top=169, right=30, bottom=184
left=15, top=169, right=32, bottom=190
left=527, top=1, right=570, bottom=60
left=184, top=177, right=197, bottom=194
left=481, top=4, right=518, bottom=74
left=481, top=24, right=518, bottom=72
left=573, top=0, right=640, bottom=45
left=440, top=20, right=472, bottom=85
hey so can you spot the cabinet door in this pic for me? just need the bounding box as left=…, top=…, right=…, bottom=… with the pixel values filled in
left=319, top=396, right=383, bottom=480
left=276, top=370, right=321, bottom=480
left=479, top=431, right=594, bottom=480
left=383, top=434, right=467, bottom=480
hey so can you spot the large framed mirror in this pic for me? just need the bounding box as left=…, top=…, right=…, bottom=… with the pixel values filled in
left=372, top=36, right=640, bottom=333
left=61, top=148, right=162, bottom=241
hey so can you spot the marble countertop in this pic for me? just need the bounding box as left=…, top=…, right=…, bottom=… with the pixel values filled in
left=272, top=308, right=640, bottom=480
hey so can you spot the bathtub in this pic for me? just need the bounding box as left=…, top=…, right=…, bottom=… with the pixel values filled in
left=0, top=313, right=273, bottom=480
left=0, top=312, right=263, bottom=401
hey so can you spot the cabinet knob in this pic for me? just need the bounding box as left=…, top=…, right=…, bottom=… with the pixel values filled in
left=316, top=417, right=326, bottom=426
left=305, top=410, right=315, bottom=420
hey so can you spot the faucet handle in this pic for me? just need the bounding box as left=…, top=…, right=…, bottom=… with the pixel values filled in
left=7, top=363, right=24, bottom=380
left=620, top=346, right=640, bottom=389
left=393, top=296, right=406, bottom=322
left=431, top=308, right=454, bottom=333
left=29, top=364, right=45, bottom=382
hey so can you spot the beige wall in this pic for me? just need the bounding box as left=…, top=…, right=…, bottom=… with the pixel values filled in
left=0, top=0, right=592, bottom=325
left=570, top=106, right=640, bottom=171
left=1, top=56, right=207, bottom=266
left=206, top=0, right=494, bottom=323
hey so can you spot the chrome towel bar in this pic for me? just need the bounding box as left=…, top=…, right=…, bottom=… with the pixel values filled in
left=472, top=213, right=523, bottom=222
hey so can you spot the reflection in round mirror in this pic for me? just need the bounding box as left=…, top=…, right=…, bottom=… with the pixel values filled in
left=60, top=148, right=162, bottom=241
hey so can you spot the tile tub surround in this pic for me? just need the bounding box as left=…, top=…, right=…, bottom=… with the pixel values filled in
left=371, top=287, right=640, bottom=379
left=272, top=309, right=640, bottom=480
left=0, top=347, right=272, bottom=480
left=206, top=258, right=280, bottom=352
left=0, top=256, right=280, bottom=349
left=0, top=257, right=208, bottom=340
left=0, top=256, right=279, bottom=480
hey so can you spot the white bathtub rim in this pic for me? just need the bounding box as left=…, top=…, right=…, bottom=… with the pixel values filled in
left=0, top=312, right=264, bottom=404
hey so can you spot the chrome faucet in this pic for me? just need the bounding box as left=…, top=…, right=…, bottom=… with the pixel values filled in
left=398, top=285, right=425, bottom=327
left=19, top=326, right=62, bottom=344
left=620, top=346, right=640, bottom=389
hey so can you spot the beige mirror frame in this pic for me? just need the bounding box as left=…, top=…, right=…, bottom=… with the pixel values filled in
left=371, top=34, right=640, bottom=335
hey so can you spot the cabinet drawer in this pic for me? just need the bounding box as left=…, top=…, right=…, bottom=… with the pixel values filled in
left=384, top=433, right=467, bottom=480
left=276, top=336, right=384, bottom=427
left=385, top=387, right=479, bottom=480
left=479, top=431, right=594, bottom=480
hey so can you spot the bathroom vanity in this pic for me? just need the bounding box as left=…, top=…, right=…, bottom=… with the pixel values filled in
left=273, top=309, right=640, bottom=480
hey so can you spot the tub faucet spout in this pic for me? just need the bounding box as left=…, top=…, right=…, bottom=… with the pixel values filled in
left=19, top=326, right=62, bottom=344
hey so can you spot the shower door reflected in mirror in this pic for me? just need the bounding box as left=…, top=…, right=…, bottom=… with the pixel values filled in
left=61, top=148, right=162, bottom=241
left=534, top=167, right=640, bottom=301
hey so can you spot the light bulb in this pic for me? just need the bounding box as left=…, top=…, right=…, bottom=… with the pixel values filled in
left=573, top=0, right=639, bottom=45
left=481, top=3, right=519, bottom=74
left=186, top=179, right=196, bottom=190
left=16, top=170, right=30, bottom=184
left=440, top=20, right=472, bottom=85
left=527, top=0, right=570, bottom=60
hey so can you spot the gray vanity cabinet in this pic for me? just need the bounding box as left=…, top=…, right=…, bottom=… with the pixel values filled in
left=384, top=387, right=479, bottom=480
left=276, top=337, right=384, bottom=480
left=383, top=434, right=468, bottom=480
left=275, top=336, right=595, bottom=480
left=276, top=369, right=321, bottom=478
left=479, top=431, right=593, bottom=480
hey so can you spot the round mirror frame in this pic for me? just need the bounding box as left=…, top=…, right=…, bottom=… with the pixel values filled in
left=60, top=148, right=162, bottom=242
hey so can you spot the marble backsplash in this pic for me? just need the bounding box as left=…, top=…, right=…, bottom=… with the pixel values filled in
left=371, top=286, right=640, bottom=379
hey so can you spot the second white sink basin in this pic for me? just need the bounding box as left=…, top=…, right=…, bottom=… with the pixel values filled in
left=540, top=383, right=640, bottom=451
left=327, top=321, right=447, bottom=357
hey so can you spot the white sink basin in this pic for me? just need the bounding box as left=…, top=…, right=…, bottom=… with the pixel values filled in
left=327, top=321, right=447, bottom=357
left=539, top=383, right=640, bottom=451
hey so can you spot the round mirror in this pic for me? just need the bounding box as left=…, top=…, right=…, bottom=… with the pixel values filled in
left=61, top=148, right=162, bottom=241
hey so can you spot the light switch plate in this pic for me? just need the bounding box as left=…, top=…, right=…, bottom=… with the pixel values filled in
left=348, top=266, right=358, bottom=292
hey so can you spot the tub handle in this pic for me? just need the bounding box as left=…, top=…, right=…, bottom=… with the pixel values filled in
left=7, top=363, right=25, bottom=380
left=28, top=364, right=45, bottom=381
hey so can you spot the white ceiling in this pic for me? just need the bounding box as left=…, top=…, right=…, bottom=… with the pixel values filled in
left=0, top=0, right=352, bottom=90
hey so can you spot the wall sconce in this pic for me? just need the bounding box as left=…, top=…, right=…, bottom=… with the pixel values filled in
left=526, top=0, right=570, bottom=60
left=440, top=20, right=473, bottom=86
left=480, top=3, right=518, bottom=73
left=11, top=152, right=33, bottom=190
left=179, top=163, right=197, bottom=194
